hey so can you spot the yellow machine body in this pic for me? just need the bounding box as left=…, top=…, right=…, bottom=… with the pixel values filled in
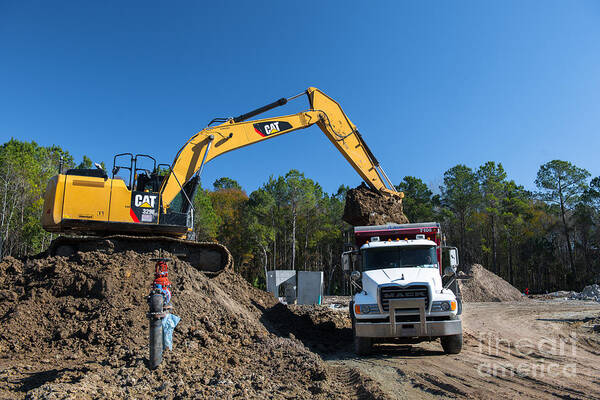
left=42, top=171, right=190, bottom=237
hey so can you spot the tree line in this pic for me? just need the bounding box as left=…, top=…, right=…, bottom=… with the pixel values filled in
left=0, top=140, right=108, bottom=256
left=192, top=172, right=349, bottom=292
left=400, top=161, right=599, bottom=292
left=2, top=138, right=599, bottom=293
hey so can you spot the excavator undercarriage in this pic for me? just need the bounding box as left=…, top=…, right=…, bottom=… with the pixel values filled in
left=47, top=235, right=232, bottom=275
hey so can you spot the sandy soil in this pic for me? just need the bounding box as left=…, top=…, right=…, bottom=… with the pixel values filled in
left=326, top=300, right=600, bottom=399
left=457, top=264, right=527, bottom=302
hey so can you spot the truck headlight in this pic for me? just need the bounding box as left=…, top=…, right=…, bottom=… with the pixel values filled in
left=357, top=304, right=379, bottom=314
left=432, top=301, right=453, bottom=312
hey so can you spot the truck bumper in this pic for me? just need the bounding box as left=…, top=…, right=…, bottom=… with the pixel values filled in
left=354, top=298, right=462, bottom=338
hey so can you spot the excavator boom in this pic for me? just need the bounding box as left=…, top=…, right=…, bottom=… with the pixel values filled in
left=160, top=87, right=401, bottom=211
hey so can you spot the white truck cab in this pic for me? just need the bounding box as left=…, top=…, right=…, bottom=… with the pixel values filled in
left=343, top=223, right=463, bottom=355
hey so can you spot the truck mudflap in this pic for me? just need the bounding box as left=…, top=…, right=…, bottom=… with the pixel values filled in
left=354, top=298, right=462, bottom=338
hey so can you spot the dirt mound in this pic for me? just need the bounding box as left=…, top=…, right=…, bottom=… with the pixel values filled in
left=458, top=264, right=527, bottom=302
left=262, top=304, right=352, bottom=355
left=343, top=183, right=409, bottom=226
left=0, top=252, right=389, bottom=399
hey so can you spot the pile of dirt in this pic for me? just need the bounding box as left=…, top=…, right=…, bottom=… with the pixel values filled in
left=458, top=264, right=527, bottom=302
left=343, top=183, right=409, bottom=226
left=262, top=304, right=352, bottom=355
left=0, top=251, right=389, bottom=400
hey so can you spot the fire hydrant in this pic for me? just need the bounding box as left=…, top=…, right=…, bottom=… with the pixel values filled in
left=148, top=257, right=176, bottom=369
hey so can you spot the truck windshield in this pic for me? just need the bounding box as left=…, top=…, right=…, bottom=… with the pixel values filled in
left=362, top=246, right=438, bottom=271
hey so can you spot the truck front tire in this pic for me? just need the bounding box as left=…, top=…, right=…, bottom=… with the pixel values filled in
left=354, top=335, right=372, bottom=355
left=350, top=301, right=372, bottom=355
left=440, top=333, right=463, bottom=354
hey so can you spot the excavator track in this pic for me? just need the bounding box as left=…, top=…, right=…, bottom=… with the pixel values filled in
left=47, top=235, right=232, bottom=275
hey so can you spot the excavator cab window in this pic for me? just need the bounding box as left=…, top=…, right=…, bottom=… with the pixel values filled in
left=132, top=154, right=158, bottom=192
left=112, top=153, right=161, bottom=192
left=135, top=171, right=152, bottom=191
left=112, top=153, right=134, bottom=189
left=151, top=164, right=171, bottom=192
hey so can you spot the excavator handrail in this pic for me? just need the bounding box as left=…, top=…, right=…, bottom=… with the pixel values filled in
left=158, top=87, right=402, bottom=212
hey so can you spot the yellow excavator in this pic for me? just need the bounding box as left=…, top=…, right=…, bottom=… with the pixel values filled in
left=42, top=87, right=402, bottom=273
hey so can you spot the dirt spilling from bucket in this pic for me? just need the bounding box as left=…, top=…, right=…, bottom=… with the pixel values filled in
left=343, top=183, right=409, bottom=226
left=0, top=251, right=389, bottom=400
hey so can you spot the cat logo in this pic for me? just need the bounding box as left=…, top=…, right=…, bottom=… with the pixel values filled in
left=253, top=121, right=293, bottom=137
left=134, top=194, right=157, bottom=208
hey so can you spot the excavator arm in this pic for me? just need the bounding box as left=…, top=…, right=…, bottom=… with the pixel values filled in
left=159, top=87, right=402, bottom=212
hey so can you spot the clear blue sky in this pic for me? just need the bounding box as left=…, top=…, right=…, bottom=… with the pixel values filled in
left=1, top=1, right=599, bottom=194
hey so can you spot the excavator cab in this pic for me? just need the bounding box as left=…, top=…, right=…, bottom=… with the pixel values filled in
left=42, top=152, right=197, bottom=238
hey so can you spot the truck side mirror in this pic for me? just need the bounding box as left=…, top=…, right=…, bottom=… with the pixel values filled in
left=448, top=248, right=459, bottom=267
left=342, top=252, right=351, bottom=271
left=350, top=270, right=361, bottom=281
left=442, top=246, right=460, bottom=268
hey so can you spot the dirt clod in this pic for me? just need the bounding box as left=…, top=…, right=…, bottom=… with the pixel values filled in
left=343, top=183, right=409, bottom=226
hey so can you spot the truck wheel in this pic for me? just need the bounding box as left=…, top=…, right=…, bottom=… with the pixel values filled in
left=350, top=303, right=373, bottom=355
left=354, top=334, right=372, bottom=355
left=440, top=334, right=463, bottom=354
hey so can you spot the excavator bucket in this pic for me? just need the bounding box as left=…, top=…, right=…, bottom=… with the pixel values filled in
left=343, top=183, right=409, bottom=226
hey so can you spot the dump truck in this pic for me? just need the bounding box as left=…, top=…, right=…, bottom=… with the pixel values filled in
left=342, top=222, right=462, bottom=355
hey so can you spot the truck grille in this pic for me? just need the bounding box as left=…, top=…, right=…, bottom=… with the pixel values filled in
left=380, top=285, right=429, bottom=312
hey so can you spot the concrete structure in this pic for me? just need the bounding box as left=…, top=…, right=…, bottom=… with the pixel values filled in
left=297, top=271, right=323, bottom=305
left=266, top=270, right=296, bottom=303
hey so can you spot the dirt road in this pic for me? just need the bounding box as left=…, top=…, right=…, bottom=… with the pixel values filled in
left=326, top=300, right=600, bottom=399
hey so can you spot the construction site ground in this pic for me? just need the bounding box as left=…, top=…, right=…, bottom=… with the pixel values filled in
left=321, top=298, right=600, bottom=400
left=1, top=250, right=599, bottom=399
